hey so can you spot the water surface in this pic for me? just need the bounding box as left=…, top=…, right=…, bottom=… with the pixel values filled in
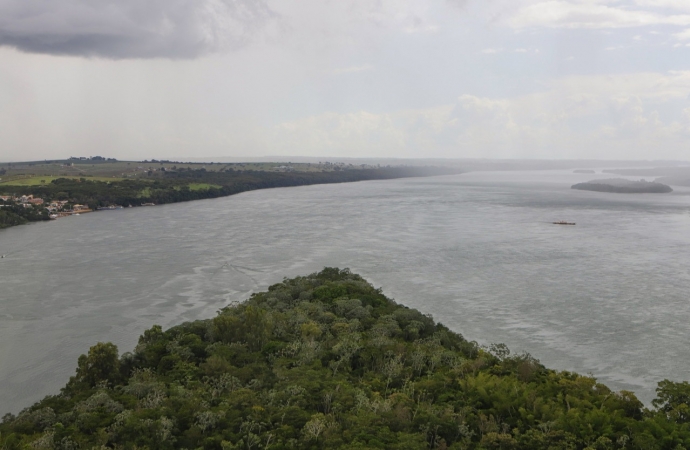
left=2, top=170, right=690, bottom=414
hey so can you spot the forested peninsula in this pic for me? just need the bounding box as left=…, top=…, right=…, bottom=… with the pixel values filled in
left=571, top=178, right=673, bottom=194
left=3, top=268, right=690, bottom=449
left=0, top=162, right=462, bottom=230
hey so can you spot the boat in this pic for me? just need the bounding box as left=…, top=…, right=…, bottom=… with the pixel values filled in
left=141, top=203, right=156, bottom=207
left=553, top=221, right=576, bottom=225
left=96, top=205, right=123, bottom=210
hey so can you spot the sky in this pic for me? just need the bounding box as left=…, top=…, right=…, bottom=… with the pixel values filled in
left=0, top=0, right=689, bottom=162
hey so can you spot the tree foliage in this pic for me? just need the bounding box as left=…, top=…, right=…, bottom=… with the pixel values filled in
left=2, top=268, right=689, bottom=449
left=75, top=342, right=121, bottom=388
left=0, top=202, right=48, bottom=228
left=0, top=166, right=463, bottom=228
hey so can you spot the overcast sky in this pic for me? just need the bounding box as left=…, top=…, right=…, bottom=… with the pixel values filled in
left=1, top=0, right=689, bottom=161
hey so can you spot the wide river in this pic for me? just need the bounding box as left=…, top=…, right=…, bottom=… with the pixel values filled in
left=2, top=170, right=690, bottom=414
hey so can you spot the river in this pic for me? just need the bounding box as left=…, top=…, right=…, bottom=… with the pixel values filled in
left=2, top=170, right=690, bottom=414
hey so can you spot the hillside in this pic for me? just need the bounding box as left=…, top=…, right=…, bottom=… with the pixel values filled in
left=2, top=269, right=690, bottom=449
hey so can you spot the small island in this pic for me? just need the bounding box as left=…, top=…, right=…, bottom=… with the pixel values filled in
left=573, top=169, right=596, bottom=174
left=572, top=178, right=673, bottom=193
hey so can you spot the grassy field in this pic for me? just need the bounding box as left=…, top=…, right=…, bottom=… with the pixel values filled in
left=0, top=159, right=343, bottom=180
left=0, top=175, right=124, bottom=186
left=185, top=183, right=222, bottom=191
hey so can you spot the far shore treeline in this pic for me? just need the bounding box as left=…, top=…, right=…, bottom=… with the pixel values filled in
left=2, top=269, right=690, bottom=449
left=0, top=164, right=462, bottom=230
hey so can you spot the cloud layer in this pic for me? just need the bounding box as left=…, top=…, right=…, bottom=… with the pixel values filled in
left=3, top=0, right=690, bottom=58
left=270, top=72, right=690, bottom=159
left=508, top=0, right=690, bottom=29
left=1, top=1, right=689, bottom=161
left=0, top=0, right=274, bottom=59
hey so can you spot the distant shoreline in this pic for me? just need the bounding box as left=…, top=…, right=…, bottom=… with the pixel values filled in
left=572, top=178, right=673, bottom=194
left=0, top=165, right=464, bottom=231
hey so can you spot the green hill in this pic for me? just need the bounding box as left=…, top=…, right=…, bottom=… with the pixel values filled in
left=2, top=268, right=690, bottom=449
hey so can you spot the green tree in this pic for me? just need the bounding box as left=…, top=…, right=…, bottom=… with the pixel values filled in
left=653, top=380, right=690, bottom=423
left=75, top=342, right=120, bottom=387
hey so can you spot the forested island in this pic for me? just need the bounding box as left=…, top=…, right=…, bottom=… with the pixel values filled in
left=0, top=159, right=463, bottom=230
left=3, top=268, right=690, bottom=449
left=572, top=178, right=673, bottom=194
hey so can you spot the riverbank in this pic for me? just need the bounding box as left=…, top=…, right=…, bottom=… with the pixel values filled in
left=0, top=165, right=463, bottom=230
left=3, top=170, right=690, bottom=416
left=572, top=178, right=673, bottom=194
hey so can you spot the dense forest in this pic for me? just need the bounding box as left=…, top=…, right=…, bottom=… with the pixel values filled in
left=3, top=167, right=464, bottom=208
left=2, top=268, right=690, bottom=449
left=0, top=166, right=462, bottom=230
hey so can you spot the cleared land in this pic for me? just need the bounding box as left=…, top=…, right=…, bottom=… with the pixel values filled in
left=0, top=159, right=350, bottom=180
left=184, top=183, right=223, bottom=191
left=0, top=175, right=124, bottom=186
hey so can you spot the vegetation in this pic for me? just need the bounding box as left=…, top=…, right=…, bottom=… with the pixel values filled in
left=3, top=268, right=690, bottom=449
left=0, top=164, right=463, bottom=230
left=185, top=184, right=223, bottom=192
left=0, top=158, right=421, bottom=181
left=0, top=202, right=49, bottom=229
left=572, top=179, right=673, bottom=194
left=0, top=176, right=124, bottom=186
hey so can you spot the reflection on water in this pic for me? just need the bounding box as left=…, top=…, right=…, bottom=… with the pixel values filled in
left=2, top=170, right=690, bottom=413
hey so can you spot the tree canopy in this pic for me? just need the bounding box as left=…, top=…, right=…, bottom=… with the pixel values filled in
left=2, top=268, right=689, bottom=449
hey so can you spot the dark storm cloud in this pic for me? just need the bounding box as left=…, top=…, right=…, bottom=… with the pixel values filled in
left=0, top=0, right=275, bottom=59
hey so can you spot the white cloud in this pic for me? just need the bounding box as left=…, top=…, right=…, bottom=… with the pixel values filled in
left=634, top=0, right=690, bottom=12
left=266, top=72, right=690, bottom=159
left=0, top=0, right=444, bottom=59
left=509, top=0, right=690, bottom=29
left=271, top=0, right=440, bottom=39
left=513, top=47, right=541, bottom=54
left=675, top=28, right=690, bottom=40
left=464, top=72, right=690, bottom=157
left=332, top=65, right=374, bottom=75
left=1, top=0, right=689, bottom=161
left=272, top=105, right=456, bottom=157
